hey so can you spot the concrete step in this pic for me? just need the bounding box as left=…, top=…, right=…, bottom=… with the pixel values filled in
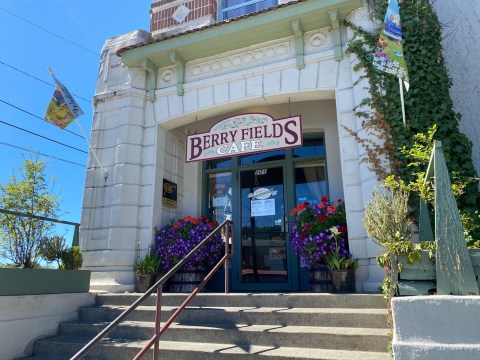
left=25, top=336, right=392, bottom=360
left=20, top=293, right=390, bottom=359
left=58, top=321, right=389, bottom=352
left=79, top=305, right=388, bottom=328
left=95, top=293, right=386, bottom=309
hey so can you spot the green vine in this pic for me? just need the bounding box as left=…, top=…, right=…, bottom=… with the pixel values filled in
left=345, top=0, right=479, bottom=210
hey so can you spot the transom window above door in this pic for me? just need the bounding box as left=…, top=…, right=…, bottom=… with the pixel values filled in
left=219, top=0, right=278, bottom=21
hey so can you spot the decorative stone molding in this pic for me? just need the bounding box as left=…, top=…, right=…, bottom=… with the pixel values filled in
left=188, top=40, right=293, bottom=80
left=291, top=19, right=305, bottom=70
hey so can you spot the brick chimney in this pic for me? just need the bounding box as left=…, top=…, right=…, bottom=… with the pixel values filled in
left=150, top=0, right=218, bottom=39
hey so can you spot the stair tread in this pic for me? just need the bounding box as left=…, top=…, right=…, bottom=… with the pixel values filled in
left=92, top=304, right=388, bottom=314
left=67, top=320, right=389, bottom=335
left=35, top=336, right=390, bottom=359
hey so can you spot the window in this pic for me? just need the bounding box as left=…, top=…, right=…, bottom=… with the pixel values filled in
left=219, top=0, right=278, bottom=21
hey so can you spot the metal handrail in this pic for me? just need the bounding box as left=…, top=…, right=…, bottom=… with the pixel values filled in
left=71, top=219, right=234, bottom=360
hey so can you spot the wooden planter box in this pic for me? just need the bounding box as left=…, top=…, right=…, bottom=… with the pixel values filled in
left=0, top=268, right=91, bottom=296
left=396, top=249, right=480, bottom=296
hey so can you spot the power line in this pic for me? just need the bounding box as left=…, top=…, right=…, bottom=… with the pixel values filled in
left=0, top=7, right=100, bottom=57
left=0, top=120, right=87, bottom=154
left=0, top=60, right=92, bottom=104
left=0, top=99, right=84, bottom=139
left=0, top=141, right=85, bottom=168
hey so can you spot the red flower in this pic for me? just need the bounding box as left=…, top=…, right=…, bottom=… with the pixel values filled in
left=318, top=214, right=327, bottom=222
left=338, top=198, right=343, bottom=203
left=297, top=203, right=306, bottom=211
left=305, top=223, right=311, bottom=231
left=300, top=231, right=307, bottom=239
left=304, top=201, right=310, bottom=207
left=290, top=208, right=297, bottom=215
left=199, top=216, right=206, bottom=221
left=327, top=206, right=335, bottom=214
left=318, top=202, right=326, bottom=209
left=339, top=225, right=347, bottom=234
left=178, top=219, right=185, bottom=224
left=173, top=224, right=179, bottom=230
left=321, top=196, right=328, bottom=203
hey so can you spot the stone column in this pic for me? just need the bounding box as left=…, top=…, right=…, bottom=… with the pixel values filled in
left=80, top=30, right=154, bottom=292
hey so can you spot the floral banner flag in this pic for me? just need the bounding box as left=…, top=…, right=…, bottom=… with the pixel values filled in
left=44, top=69, right=83, bottom=129
left=373, top=0, right=409, bottom=91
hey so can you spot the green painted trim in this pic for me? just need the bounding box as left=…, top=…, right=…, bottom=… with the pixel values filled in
left=120, top=0, right=361, bottom=69
left=0, top=268, right=91, bottom=296
left=291, top=19, right=305, bottom=70
left=140, top=58, right=158, bottom=102
left=169, top=51, right=185, bottom=96
left=328, top=9, right=342, bottom=61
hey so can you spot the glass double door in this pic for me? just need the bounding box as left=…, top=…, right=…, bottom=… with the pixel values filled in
left=235, top=165, right=295, bottom=291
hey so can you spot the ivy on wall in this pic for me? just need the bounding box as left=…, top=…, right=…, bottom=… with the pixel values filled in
left=345, top=0, right=479, bottom=211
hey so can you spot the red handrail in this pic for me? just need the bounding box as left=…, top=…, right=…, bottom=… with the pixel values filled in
left=71, top=219, right=234, bottom=360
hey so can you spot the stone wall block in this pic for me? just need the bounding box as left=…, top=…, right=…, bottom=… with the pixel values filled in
left=214, top=82, right=229, bottom=104
left=198, top=86, right=214, bottom=108
left=346, top=210, right=367, bottom=239
left=281, top=68, right=299, bottom=92
left=115, top=144, right=142, bottom=164
left=113, top=164, right=141, bottom=185
left=263, top=71, right=281, bottom=95
left=336, top=88, right=355, bottom=113
left=342, top=159, right=361, bottom=186
left=340, top=136, right=360, bottom=161
left=336, top=57, right=353, bottom=90
left=229, top=79, right=246, bottom=101
left=317, top=58, right=338, bottom=89
left=108, top=227, right=139, bottom=250
left=112, top=184, right=140, bottom=206
left=168, top=94, right=184, bottom=117
left=246, top=75, right=263, bottom=98
left=343, top=184, right=364, bottom=212
left=110, top=205, right=139, bottom=227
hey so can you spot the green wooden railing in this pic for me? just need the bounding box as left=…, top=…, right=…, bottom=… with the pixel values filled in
left=0, top=208, right=80, bottom=246
left=396, top=141, right=479, bottom=296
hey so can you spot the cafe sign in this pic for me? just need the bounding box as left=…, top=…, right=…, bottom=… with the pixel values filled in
left=186, top=113, right=302, bottom=162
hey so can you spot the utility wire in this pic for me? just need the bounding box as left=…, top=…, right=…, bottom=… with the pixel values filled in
left=0, top=141, right=85, bottom=168
left=0, top=120, right=88, bottom=154
left=0, top=60, right=92, bottom=104
left=0, top=99, right=84, bottom=139
left=0, top=7, right=100, bottom=57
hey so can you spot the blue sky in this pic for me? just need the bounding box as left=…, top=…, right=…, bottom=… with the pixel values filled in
left=0, top=1, right=151, bottom=244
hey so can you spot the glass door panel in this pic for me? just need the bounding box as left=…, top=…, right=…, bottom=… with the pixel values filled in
left=207, top=172, right=232, bottom=224
left=240, top=166, right=288, bottom=284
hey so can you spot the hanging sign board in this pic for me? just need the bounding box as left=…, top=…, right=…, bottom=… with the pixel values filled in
left=162, top=179, right=177, bottom=208
left=186, top=113, right=302, bottom=162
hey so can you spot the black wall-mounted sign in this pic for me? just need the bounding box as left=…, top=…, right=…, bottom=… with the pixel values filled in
left=162, top=179, right=177, bottom=208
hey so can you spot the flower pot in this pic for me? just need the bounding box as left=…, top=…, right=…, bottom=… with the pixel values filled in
left=169, top=268, right=205, bottom=293
left=330, top=269, right=356, bottom=293
left=136, top=273, right=156, bottom=293
left=309, top=266, right=332, bottom=292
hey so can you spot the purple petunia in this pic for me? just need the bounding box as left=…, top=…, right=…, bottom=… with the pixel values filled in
left=153, top=216, right=224, bottom=272
left=290, top=197, right=350, bottom=268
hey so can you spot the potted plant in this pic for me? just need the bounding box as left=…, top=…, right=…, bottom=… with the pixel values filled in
left=134, top=252, right=160, bottom=292
left=325, top=227, right=358, bottom=292
left=290, top=196, right=349, bottom=292
left=153, top=216, right=224, bottom=292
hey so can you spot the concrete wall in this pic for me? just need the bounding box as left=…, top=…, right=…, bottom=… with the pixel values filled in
left=0, top=292, right=96, bottom=360
left=431, top=0, right=480, bottom=178
left=392, top=296, right=480, bottom=360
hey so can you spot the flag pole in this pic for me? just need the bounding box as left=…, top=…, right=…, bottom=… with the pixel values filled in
left=75, top=119, right=108, bottom=180
left=399, top=77, right=406, bottom=127
left=47, top=67, right=107, bottom=180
